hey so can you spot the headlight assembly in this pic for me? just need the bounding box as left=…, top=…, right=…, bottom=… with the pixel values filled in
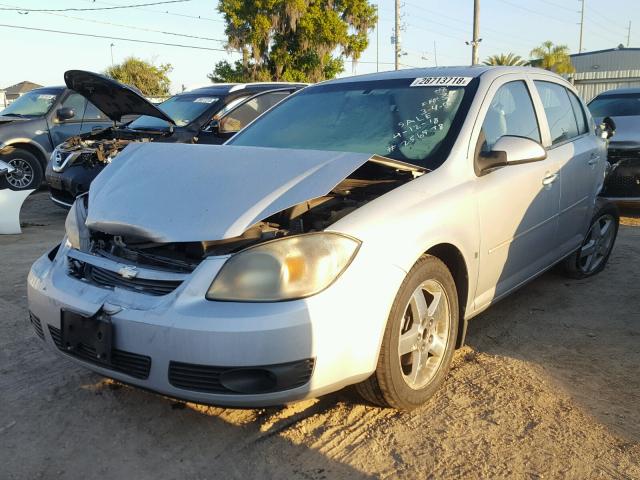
left=64, top=196, right=89, bottom=251
left=206, top=232, right=360, bottom=302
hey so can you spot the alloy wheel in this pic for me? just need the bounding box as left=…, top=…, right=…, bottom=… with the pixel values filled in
left=577, top=213, right=616, bottom=274
left=6, top=158, right=34, bottom=189
left=398, top=279, right=451, bottom=390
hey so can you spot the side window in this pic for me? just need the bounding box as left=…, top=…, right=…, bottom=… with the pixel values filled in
left=83, top=101, right=109, bottom=122
left=220, top=91, right=292, bottom=133
left=567, top=90, right=588, bottom=135
left=480, top=81, right=541, bottom=152
left=534, top=81, right=579, bottom=145
left=59, top=93, right=86, bottom=121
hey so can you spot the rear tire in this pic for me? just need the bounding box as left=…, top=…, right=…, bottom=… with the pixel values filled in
left=356, top=255, right=458, bottom=410
left=0, top=148, right=43, bottom=191
left=562, top=198, right=619, bottom=279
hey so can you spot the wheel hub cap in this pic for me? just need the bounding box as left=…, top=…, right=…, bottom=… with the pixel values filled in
left=6, top=158, right=34, bottom=189
left=577, top=213, right=615, bottom=274
left=398, top=279, right=450, bottom=390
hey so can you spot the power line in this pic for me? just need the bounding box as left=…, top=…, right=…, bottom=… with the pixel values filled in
left=0, top=23, right=229, bottom=52
left=0, top=0, right=189, bottom=12
left=81, top=0, right=223, bottom=23
left=0, top=3, right=227, bottom=43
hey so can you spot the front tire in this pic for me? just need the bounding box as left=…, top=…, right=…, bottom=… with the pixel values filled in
left=356, top=255, right=459, bottom=410
left=562, top=199, right=619, bottom=279
left=0, top=148, right=43, bottom=190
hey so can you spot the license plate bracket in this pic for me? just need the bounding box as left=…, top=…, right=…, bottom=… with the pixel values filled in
left=61, top=310, right=113, bottom=365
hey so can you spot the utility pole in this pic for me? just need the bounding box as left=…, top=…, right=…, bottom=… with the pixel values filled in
left=627, top=21, right=632, bottom=47
left=376, top=3, right=379, bottom=72
left=394, top=0, right=401, bottom=70
left=434, top=40, right=438, bottom=67
left=471, top=0, right=480, bottom=65
left=110, top=43, right=115, bottom=66
left=578, top=0, right=585, bottom=53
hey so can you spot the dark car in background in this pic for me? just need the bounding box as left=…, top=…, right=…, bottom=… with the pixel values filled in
left=589, top=87, right=640, bottom=203
left=0, top=85, right=117, bottom=190
left=46, top=70, right=306, bottom=208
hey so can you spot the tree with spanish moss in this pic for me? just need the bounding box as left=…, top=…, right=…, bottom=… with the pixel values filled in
left=209, top=0, right=377, bottom=83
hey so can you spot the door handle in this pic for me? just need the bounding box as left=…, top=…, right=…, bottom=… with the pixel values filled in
left=587, top=152, right=599, bottom=165
left=542, top=173, right=558, bottom=186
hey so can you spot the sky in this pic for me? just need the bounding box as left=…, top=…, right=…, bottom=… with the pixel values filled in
left=1, top=0, right=639, bottom=93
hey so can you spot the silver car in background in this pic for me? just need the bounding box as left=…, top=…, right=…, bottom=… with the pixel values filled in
left=28, top=66, right=619, bottom=410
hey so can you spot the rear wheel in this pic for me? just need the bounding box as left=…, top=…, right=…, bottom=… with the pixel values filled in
left=0, top=148, right=43, bottom=190
left=356, top=255, right=458, bottom=410
left=562, top=199, right=619, bottom=279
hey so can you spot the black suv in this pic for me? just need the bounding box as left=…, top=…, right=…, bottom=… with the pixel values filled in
left=0, top=85, right=117, bottom=190
left=46, top=70, right=306, bottom=208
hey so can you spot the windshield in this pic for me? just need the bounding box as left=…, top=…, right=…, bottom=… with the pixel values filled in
left=229, top=78, right=475, bottom=168
left=1, top=89, right=59, bottom=117
left=128, top=94, right=220, bottom=129
left=589, top=93, right=640, bottom=117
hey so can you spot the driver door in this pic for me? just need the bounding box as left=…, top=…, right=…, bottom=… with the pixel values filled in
left=473, top=78, right=561, bottom=309
left=48, top=91, right=87, bottom=147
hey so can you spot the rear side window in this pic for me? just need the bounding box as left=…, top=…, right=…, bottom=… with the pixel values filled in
left=221, top=91, right=292, bottom=132
left=480, top=80, right=541, bottom=152
left=83, top=101, right=109, bottom=121
left=534, top=81, right=579, bottom=145
left=568, top=91, right=588, bottom=135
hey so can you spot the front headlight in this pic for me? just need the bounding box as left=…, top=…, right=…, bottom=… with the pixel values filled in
left=65, top=196, right=89, bottom=251
left=206, top=232, right=360, bottom=302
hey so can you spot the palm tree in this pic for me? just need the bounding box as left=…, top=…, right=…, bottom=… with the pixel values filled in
left=530, top=41, right=575, bottom=74
left=483, top=53, right=529, bottom=66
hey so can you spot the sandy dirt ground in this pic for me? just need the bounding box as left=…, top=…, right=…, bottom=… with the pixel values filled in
left=1, top=192, right=639, bottom=479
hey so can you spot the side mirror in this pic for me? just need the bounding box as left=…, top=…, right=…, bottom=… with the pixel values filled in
left=218, top=116, right=243, bottom=135
left=56, top=107, right=75, bottom=122
left=599, top=116, right=616, bottom=140
left=477, top=136, right=547, bottom=174
left=0, top=160, right=16, bottom=178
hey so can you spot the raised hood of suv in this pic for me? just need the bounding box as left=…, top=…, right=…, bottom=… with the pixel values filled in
left=86, top=143, right=374, bottom=242
left=64, top=70, right=175, bottom=125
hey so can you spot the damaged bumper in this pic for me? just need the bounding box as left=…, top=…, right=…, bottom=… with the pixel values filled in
left=45, top=161, right=103, bottom=209
left=600, top=149, right=640, bottom=201
left=27, top=242, right=404, bottom=407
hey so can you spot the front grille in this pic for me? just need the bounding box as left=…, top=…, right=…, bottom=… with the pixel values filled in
left=168, top=359, right=315, bottom=395
left=602, top=155, right=640, bottom=197
left=49, top=326, right=151, bottom=379
left=29, top=312, right=44, bottom=340
left=83, top=264, right=182, bottom=296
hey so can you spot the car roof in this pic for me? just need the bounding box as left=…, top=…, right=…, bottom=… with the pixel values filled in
left=183, top=82, right=307, bottom=96
left=593, top=87, right=640, bottom=97
left=315, top=65, right=562, bottom=86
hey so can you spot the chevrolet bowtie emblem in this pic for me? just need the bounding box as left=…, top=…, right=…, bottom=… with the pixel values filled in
left=118, top=265, right=138, bottom=279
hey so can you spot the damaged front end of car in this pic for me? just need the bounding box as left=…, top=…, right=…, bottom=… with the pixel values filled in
left=61, top=143, right=424, bottom=299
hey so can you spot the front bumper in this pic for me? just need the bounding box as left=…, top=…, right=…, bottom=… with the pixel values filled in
left=45, top=161, right=104, bottom=209
left=27, top=242, right=404, bottom=406
left=601, top=152, right=640, bottom=201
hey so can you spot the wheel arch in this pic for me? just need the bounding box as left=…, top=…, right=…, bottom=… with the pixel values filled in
left=0, top=139, right=48, bottom=169
left=425, top=243, right=470, bottom=348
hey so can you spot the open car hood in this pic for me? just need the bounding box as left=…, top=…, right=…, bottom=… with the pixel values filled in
left=64, top=70, right=175, bottom=125
left=86, top=143, right=376, bottom=242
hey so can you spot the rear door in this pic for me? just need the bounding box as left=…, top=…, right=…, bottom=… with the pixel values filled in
left=473, top=76, right=561, bottom=308
left=532, top=80, right=602, bottom=255
left=79, top=101, right=112, bottom=134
